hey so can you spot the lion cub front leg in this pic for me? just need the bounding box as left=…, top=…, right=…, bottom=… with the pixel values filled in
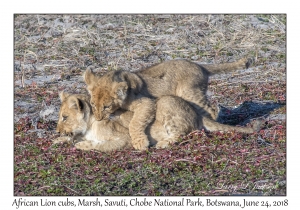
left=52, top=136, right=71, bottom=144
left=75, top=140, right=96, bottom=151
left=127, top=97, right=156, bottom=151
left=53, top=136, right=94, bottom=151
left=53, top=135, right=86, bottom=147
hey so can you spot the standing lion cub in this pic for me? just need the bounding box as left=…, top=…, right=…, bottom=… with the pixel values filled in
left=84, top=58, right=252, bottom=150
left=54, top=92, right=260, bottom=151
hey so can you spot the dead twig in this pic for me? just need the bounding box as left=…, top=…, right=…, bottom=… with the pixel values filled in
left=28, top=186, right=51, bottom=195
left=63, top=185, right=79, bottom=195
left=173, top=159, right=198, bottom=164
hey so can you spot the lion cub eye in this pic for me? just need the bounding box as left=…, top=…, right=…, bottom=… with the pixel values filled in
left=62, top=116, right=68, bottom=121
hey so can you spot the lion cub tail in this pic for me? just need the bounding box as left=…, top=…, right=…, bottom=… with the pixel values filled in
left=202, top=117, right=262, bottom=134
left=201, top=57, right=254, bottom=75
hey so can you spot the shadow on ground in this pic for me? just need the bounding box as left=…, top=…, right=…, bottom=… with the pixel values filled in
left=217, top=100, right=286, bottom=126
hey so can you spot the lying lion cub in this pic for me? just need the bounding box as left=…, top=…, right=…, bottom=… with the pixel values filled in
left=53, top=92, right=260, bottom=151
left=54, top=92, right=131, bottom=151
left=84, top=58, right=252, bottom=150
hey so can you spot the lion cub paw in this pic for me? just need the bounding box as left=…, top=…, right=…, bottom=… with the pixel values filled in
left=52, top=136, right=71, bottom=144
left=132, top=135, right=149, bottom=151
left=75, top=141, right=95, bottom=151
left=155, top=141, right=171, bottom=149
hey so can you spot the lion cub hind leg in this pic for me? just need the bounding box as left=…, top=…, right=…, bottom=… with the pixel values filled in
left=154, top=96, right=199, bottom=149
left=154, top=116, right=191, bottom=149
left=127, top=97, right=156, bottom=150
left=176, top=86, right=218, bottom=120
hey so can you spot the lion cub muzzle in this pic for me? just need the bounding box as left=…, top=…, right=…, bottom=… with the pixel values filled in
left=56, top=126, right=73, bottom=137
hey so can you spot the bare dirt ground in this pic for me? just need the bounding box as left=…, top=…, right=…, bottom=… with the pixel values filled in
left=14, top=14, right=286, bottom=196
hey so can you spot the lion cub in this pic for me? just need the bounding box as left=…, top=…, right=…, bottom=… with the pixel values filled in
left=84, top=58, right=252, bottom=150
left=55, top=92, right=132, bottom=152
left=54, top=93, right=260, bottom=151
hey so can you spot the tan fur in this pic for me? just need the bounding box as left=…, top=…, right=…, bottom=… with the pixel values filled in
left=150, top=95, right=260, bottom=148
left=55, top=92, right=132, bottom=152
left=54, top=93, right=260, bottom=151
left=84, top=58, right=251, bottom=150
left=87, top=84, right=156, bottom=150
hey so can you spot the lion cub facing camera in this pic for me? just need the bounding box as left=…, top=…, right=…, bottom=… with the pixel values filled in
left=84, top=58, right=252, bottom=150
left=54, top=92, right=260, bottom=151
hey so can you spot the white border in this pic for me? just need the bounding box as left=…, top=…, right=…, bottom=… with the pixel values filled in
left=4, top=0, right=297, bottom=209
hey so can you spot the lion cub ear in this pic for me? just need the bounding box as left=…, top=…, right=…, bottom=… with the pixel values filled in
left=59, top=91, right=70, bottom=102
left=83, top=68, right=97, bottom=88
left=113, top=82, right=128, bottom=100
left=69, top=97, right=84, bottom=111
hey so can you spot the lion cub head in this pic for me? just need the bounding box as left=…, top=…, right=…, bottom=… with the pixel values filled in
left=56, top=92, right=91, bottom=136
left=83, top=68, right=139, bottom=121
